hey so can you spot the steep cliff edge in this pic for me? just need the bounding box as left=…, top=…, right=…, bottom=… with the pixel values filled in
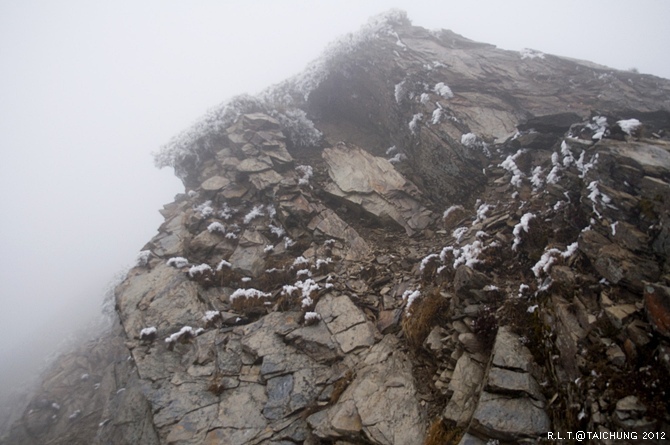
left=4, top=10, right=670, bottom=445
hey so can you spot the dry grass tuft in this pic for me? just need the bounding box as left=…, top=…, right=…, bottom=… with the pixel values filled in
left=329, top=370, right=354, bottom=405
left=402, top=289, right=450, bottom=350
left=472, top=305, right=498, bottom=351
left=423, top=418, right=462, bottom=445
left=230, top=294, right=271, bottom=316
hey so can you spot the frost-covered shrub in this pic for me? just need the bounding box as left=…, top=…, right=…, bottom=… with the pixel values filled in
left=195, top=201, right=215, bottom=218
left=154, top=10, right=410, bottom=181
left=295, top=164, right=314, bottom=186
left=154, top=94, right=265, bottom=180
left=388, top=152, right=407, bottom=164
left=512, top=213, right=536, bottom=251
left=207, top=222, right=226, bottom=234
left=136, top=250, right=151, bottom=267
left=304, top=311, right=321, bottom=326
left=460, top=132, right=491, bottom=157
left=243, top=205, right=265, bottom=224
left=187, top=263, right=216, bottom=287
left=409, top=113, right=423, bottom=134
left=269, top=224, right=285, bottom=238
left=434, top=82, right=454, bottom=99
left=520, top=48, right=545, bottom=60
left=617, top=118, right=642, bottom=135
left=431, top=108, right=442, bottom=125
left=271, top=108, right=322, bottom=148
left=188, top=263, right=212, bottom=277
left=499, top=150, right=525, bottom=187
left=229, top=288, right=272, bottom=313
left=139, top=326, right=157, bottom=341
left=165, top=326, right=196, bottom=349
left=167, top=257, right=189, bottom=268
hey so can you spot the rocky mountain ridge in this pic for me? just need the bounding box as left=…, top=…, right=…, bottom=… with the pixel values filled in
left=3, top=10, right=670, bottom=445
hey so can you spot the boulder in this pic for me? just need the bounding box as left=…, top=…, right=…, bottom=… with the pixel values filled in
left=312, top=336, right=425, bottom=445
left=322, top=144, right=432, bottom=235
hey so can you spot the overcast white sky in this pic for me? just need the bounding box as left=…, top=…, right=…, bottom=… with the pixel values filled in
left=1, top=0, right=669, bottom=399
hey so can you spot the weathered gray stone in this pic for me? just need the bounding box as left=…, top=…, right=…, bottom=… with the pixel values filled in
left=322, top=144, right=432, bottom=235
left=308, top=209, right=371, bottom=261
left=454, top=265, right=492, bottom=299
left=486, top=367, right=544, bottom=401
left=491, top=326, right=535, bottom=372
left=249, top=169, right=284, bottom=191
left=443, top=353, right=485, bottom=425
left=285, top=321, right=341, bottom=362
left=579, top=230, right=660, bottom=292
left=604, top=304, right=637, bottom=329
left=471, top=392, right=550, bottom=440
left=331, top=336, right=425, bottom=445
left=333, top=322, right=377, bottom=353
left=236, top=157, right=273, bottom=173
left=263, top=374, right=294, bottom=420
left=228, top=243, right=267, bottom=277
left=316, top=294, right=367, bottom=335
left=201, top=175, right=231, bottom=191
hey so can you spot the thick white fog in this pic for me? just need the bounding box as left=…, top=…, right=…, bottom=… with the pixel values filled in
left=1, top=0, right=669, bottom=407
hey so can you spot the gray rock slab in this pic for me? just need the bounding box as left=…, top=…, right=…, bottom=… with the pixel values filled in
left=486, top=367, right=544, bottom=401
left=320, top=335, right=426, bottom=445
left=263, top=374, right=294, bottom=420
left=316, top=294, right=367, bottom=335
left=322, top=144, right=432, bottom=235
left=201, top=175, right=231, bottom=191
left=471, top=392, right=550, bottom=440
left=443, top=353, right=485, bottom=425
left=285, top=321, right=341, bottom=362
left=492, top=326, right=535, bottom=372
left=334, top=321, right=377, bottom=353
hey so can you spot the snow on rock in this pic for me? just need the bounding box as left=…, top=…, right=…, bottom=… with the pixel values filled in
left=216, top=259, right=232, bottom=270
left=434, top=82, right=454, bottom=99
left=136, top=250, right=151, bottom=267
left=512, top=213, right=535, bottom=251
left=431, top=107, right=442, bottom=125
left=167, top=257, right=189, bottom=268
left=207, top=222, right=226, bottom=233
left=165, top=326, right=195, bottom=344
left=520, top=48, right=545, bottom=59
left=531, top=248, right=562, bottom=277
left=188, top=263, right=212, bottom=277
left=402, top=289, right=422, bottom=314
left=139, top=327, right=157, bottom=340
left=473, top=202, right=491, bottom=225
left=419, top=254, right=439, bottom=272
left=230, top=288, right=271, bottom=303
left=296, top=165, right=313, bottom=186
left=409, top=113, right=423, bottom=134
left=499, top=150, right=525, bottom=187
left=243, top=205, right=265, bottom=224
left=388, top=152, right=407, bottom=164
left=617, top=118, right=642, bottom=135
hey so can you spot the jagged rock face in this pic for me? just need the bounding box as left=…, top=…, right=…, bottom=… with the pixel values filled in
left=5, top=11, right=670, bottom=445
left=306, top=21, right=670, bottom=206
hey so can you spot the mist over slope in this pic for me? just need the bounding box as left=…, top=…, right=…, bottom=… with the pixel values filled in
left=3, top=10, right=670, bottom=445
